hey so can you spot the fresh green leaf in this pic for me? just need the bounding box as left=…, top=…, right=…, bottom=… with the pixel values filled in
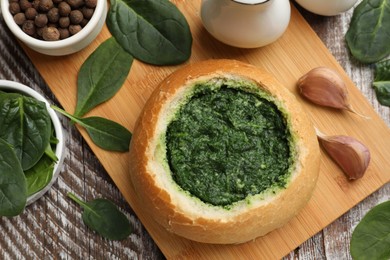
left=373, top=81, right=390, bottom=105
left=78, top=116, right=131, bottom=151
left=52, top=106, right=131, bottom=152
left=107, top=0, right=192, bottom=65
left=350, top=200, right=390, bottom=260
left=25, top=154, right=55, bottom=197
left=345, top=0, right=390, bottom=63
left=373, top=59, right=390, bottom=106
left=0, top=93, right=51, bottom=170
left=0, top=138, right=27, bottom=217
left=75, top=37, right=133, bottom=117
left=45, top=138, right=58, bottom=162
left=68, top=193, right=132, bottom=240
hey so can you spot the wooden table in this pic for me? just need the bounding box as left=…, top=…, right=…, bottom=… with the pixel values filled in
left=0, top=1, right=389, bottom=259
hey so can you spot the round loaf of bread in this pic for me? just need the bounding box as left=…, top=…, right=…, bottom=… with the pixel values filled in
left=129, top=59, right=320, bottom=244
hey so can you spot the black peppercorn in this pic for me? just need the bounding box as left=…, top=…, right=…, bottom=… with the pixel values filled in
left=39, top=0, right=54, bottom=12
left=58, top=27, right=70, bottom=39
left=68, top=24, right=81, bottom=35
left=58, top=16, right=70, bottom=28
left=58, top=2, right=71, bottom=16
left=35, top=14, right=48, bottom=27
left=19, top=0, right=32, bottom=11
left=22, top=20, right=36, bottom=36
left=69, top=10, right=83, bottom=24
left=85, top=0, right=96, bottom=8
left=11, top=0, right=96, bottom=41
left=13, top=13, right=26, bottom=25
left=66, top=0, right=84, bottom=9
left=9, top=2, right=21, bottom=15
left=79, top=18, right=88, bottom=27
left=25, top=7, right=38, bottom=19
left=47, top=7, right=59, bottom=23
left=36, top=26, right=44, bottom=37
left=81, top=7, right=94, bottom=19
left=32, top=0, right=40, bottom=9
left=42, top=26, right=60, bottom=40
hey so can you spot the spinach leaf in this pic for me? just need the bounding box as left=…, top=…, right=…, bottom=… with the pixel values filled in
left=68, top=193, right=132, bottom=240
left=373, top=59, right=390, bottom=106
left=25, top=154, right=55, bottom=197
left=107, top=0, right=192, bottom=65
left=52, top=106, right=131, bottom=152
left=0, top=93, right=51, bottom=170
left=0, top=138, right=27, bottom=217
left=345, top=0, right=390, bottom=63
left=75, top=37, right=133, bottom=117
left=350, top=200, right=390, bottom=260
left=45, top=137, right=58, bottom=162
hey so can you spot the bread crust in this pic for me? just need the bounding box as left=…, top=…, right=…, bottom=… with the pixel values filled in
left=129, top=59, right=320, bottom=244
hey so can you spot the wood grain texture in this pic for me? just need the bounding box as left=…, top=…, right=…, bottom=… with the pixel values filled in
left=0, top=0, right=389, bottom=259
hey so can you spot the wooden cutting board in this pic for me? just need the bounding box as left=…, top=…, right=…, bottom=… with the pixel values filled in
left=23, top=1, right=390, bottom=259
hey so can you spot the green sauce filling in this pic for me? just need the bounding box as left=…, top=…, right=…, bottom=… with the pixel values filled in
left=165, top=79, right=294, bottom=207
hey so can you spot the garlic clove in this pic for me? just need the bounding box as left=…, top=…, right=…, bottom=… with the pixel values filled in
left=298, top=67, right=349, bottom=109
left=297, top=67, right=369, bottom=119
left=316, top=129, right=370, bottom=180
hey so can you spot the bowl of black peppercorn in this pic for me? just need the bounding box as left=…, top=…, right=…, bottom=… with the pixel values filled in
left=1, top=0, right=107, bottom=55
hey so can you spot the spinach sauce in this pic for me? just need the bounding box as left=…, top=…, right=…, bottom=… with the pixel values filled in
left=166, top=80, right=293, bottom=207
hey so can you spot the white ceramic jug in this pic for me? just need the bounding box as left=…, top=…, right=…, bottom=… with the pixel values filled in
left=200, top=0, right=291, bottom=48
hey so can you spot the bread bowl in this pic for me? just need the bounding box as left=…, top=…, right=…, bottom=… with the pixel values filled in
left=129, top=59, right=320, bottom=244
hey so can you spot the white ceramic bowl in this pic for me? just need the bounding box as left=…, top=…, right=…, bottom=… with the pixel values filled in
left=0, top=0, right=107, bottom=55
left=295, top=0, right=358, bottom=16
left=0, top=80, right=65, bottom=205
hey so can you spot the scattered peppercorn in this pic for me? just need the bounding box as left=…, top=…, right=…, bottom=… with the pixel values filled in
left=8, top=0, right=96, bottom=41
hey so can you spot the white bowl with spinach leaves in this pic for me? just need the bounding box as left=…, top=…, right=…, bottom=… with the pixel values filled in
left=0, top=80, right=65, bottom=216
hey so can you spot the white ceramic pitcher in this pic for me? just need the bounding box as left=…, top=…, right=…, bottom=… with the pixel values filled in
left=200, top=0, right=291, bottom=48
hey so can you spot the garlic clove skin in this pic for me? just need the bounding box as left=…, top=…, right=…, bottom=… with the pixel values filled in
left=316, top=131, right=370, bottom=180
left=297, top=67, right=369, bottom=119
left=298, top=67, right=350, bottom=110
